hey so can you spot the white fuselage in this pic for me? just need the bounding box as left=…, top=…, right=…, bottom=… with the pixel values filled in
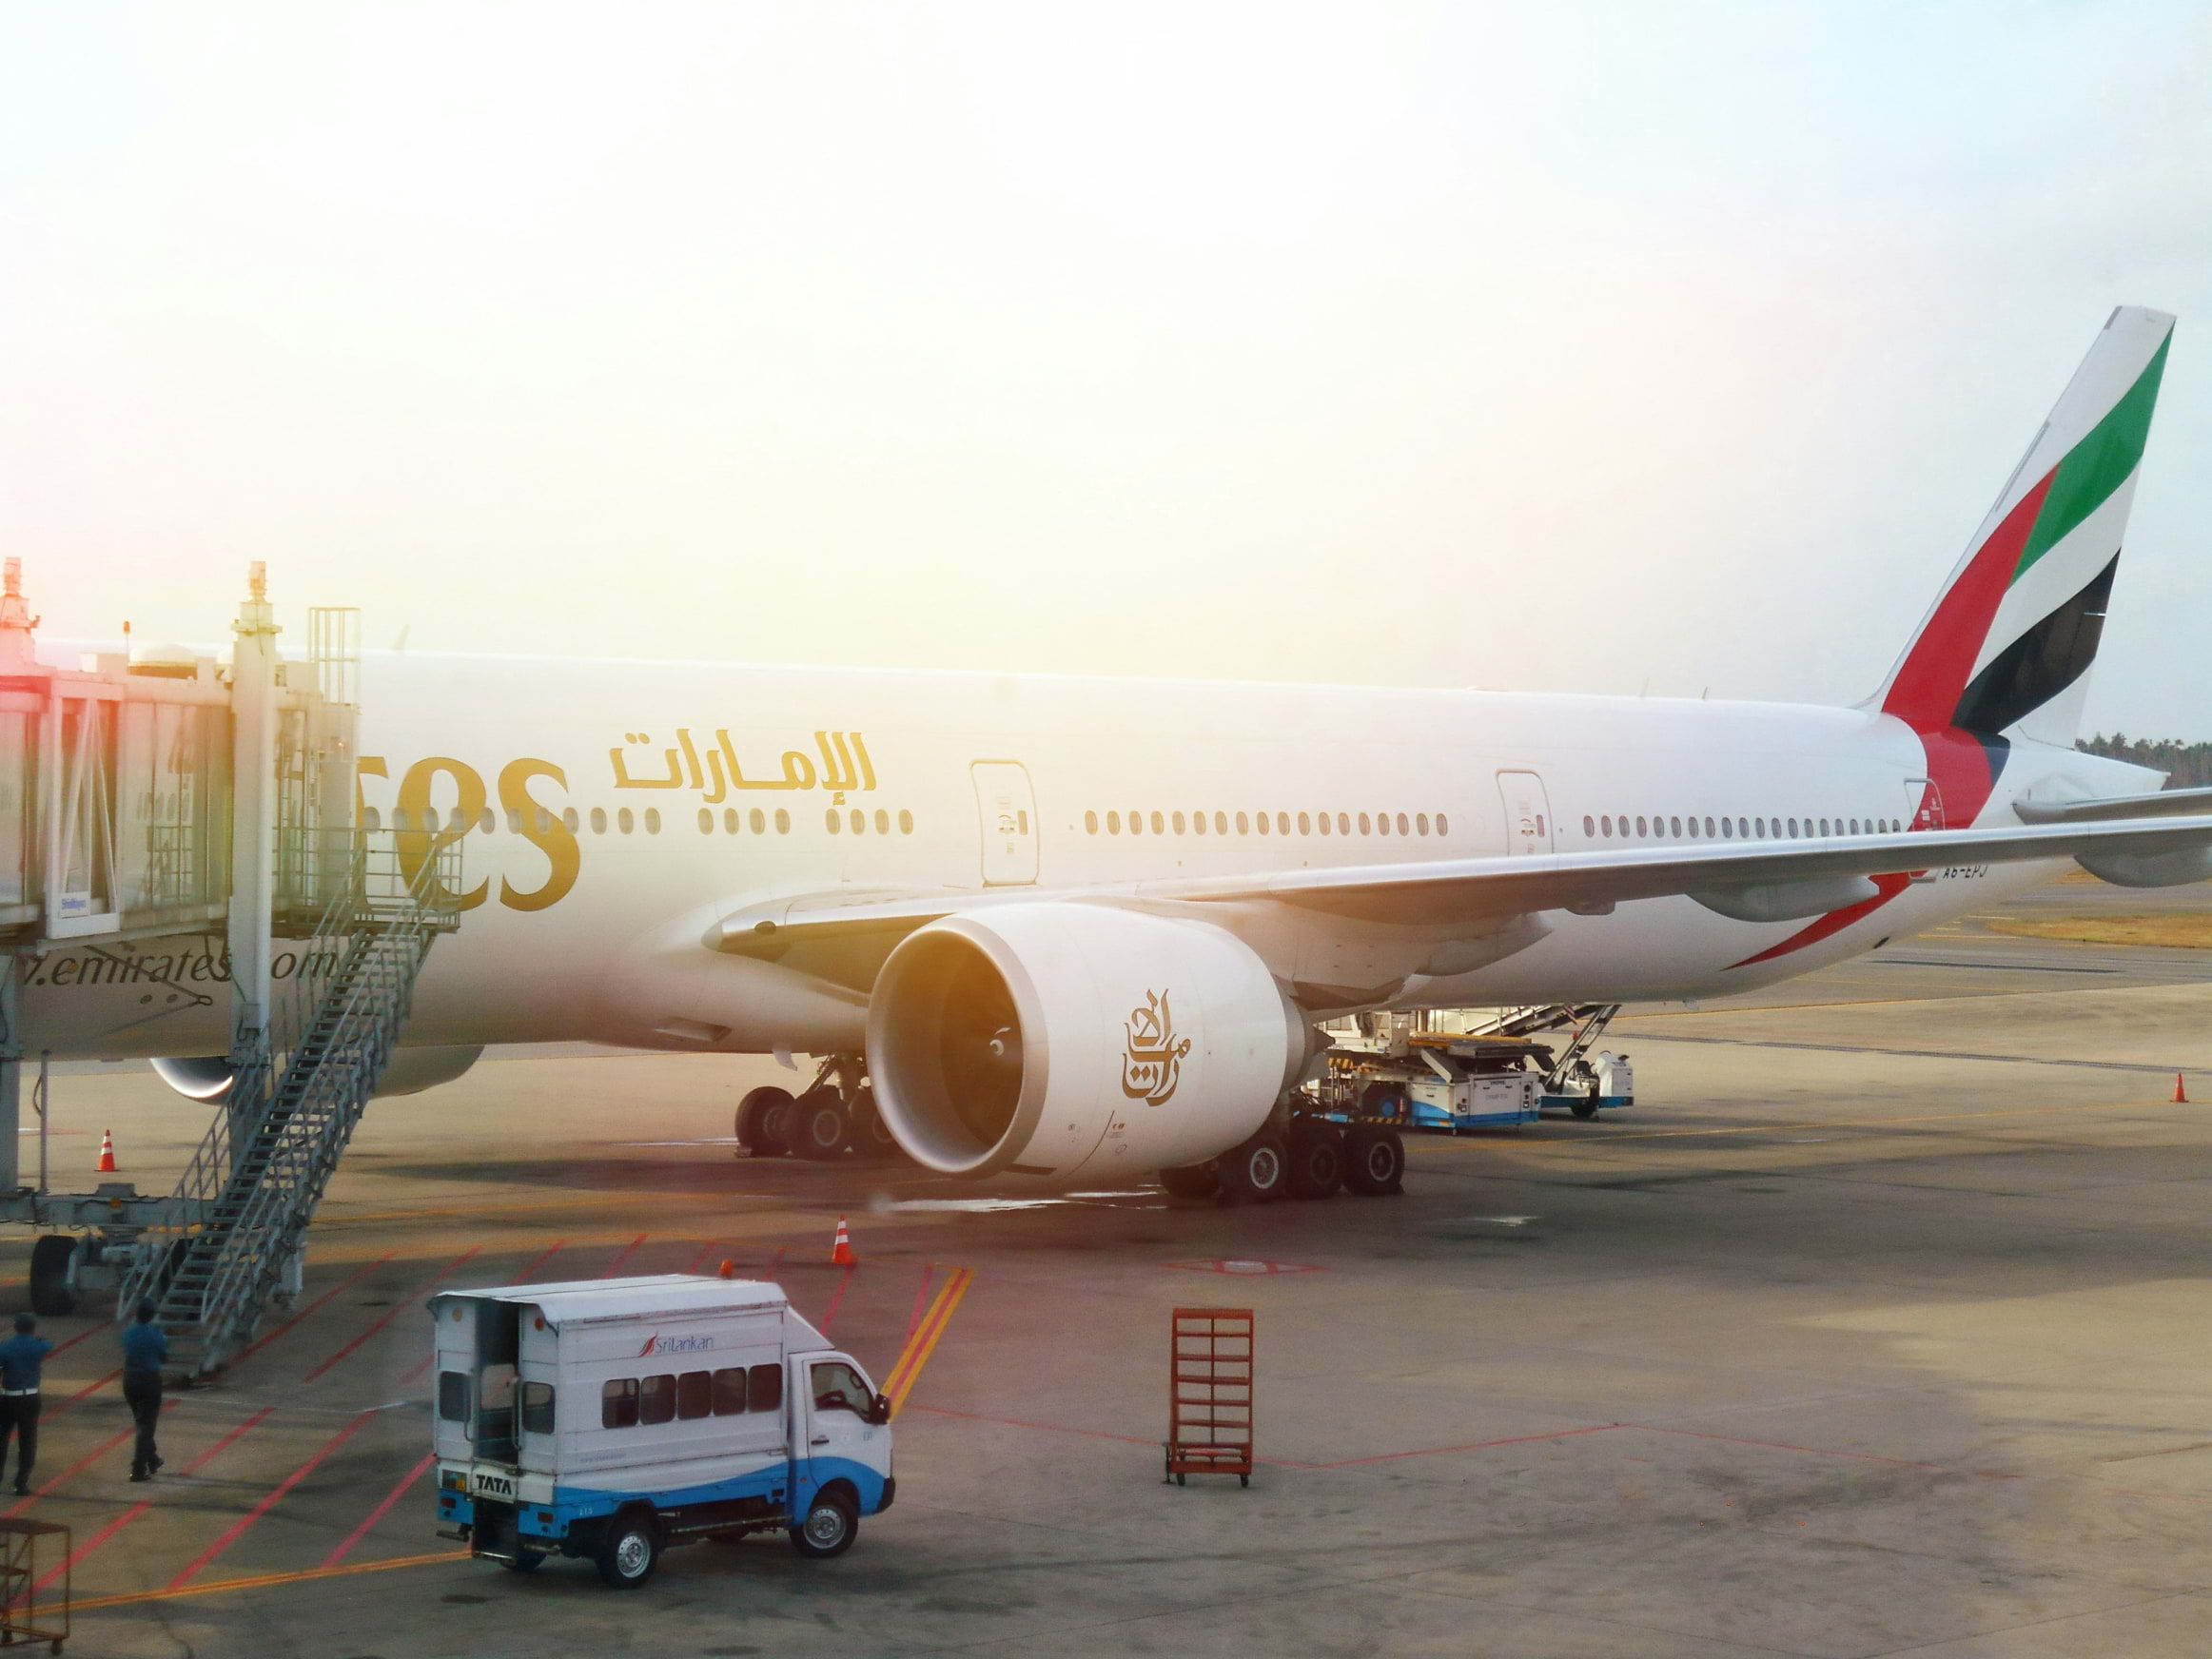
left=24, top=651, right=2147, bottom=1062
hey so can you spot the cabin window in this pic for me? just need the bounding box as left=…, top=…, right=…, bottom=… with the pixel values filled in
left=676, top=1371, right=714, bottom=1420
left=1585, top=815, right=1595, bottom=837
left=1438, top=813, right=1449, bottom=835
left=1173, top=811, right=1186, bottom=834
left=1635, top=816, right=1647, bottom=837
left=1358, top=813, right=1371, bottom=834
left=726, top=808, right=740, bottom=833
left=812, top=1361, right=871, bottom=1415
left=1128, top=810, right=1143, bottom=836
left=1085, top=810, right=1099, bottom=834
left=898, top=810, right=913, bottom=834
left=1599, top=815, right=1612, bottom=837
left=520, top=1380, right=556, bottom=1435
left=1278, top=813, right=1291, bottom=835
left=618, top=808, right=636, bottom=834
left=1818, top=818, right=1829, bottom=836
left=438, top=1371, right=470, bottom=1423
left=601, top=1377, right=639, bottom=1429
left=773, top=809, right=790, bottom=834
left=363, top=807, right=382, bottom=831
left=1257, top=812, right=1271, bottom=835
left=748, top=1362, right=784, bottom=1414
left=1787, top=818, right=1798, bottom=836
left=1293, top=812, right=1307, bottom=835
left=1417, top=813, right=1430, bottom=836
left=590, top=808, right=608, bottom=834
left=826, top=809, right=842, bottom=833
left=712, top=1367, right=747, bottom=1415
left=1377, top=814, right=1390, bottom=836
left=562, top=808, right=580, bottom=833
left=1215, top=811, right=1229, bottom=834
left=480, top=809, right=496, bottom=832
left=698, top=808, right=714, bottom=833
left=1151, top=811, right=1165, bottom=834
left=1339, top=812, right=1351, bottom=834
left=1106, top=810, right=1121, bottom=834
left=1192, top=810, right=1206, bottom=835
left=638, top=1374, right=676, bottom=1426
left=645, top=809, right=660, bottom=833
left=1704, top=817, right=1714, bottom=837
left=1721, top=817, right=1732, bottom=838
left=1235, top=812, right=1249, bottom=834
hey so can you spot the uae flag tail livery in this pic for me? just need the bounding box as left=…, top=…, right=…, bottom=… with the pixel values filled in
left=1871, top=305, right=2173, bottom=825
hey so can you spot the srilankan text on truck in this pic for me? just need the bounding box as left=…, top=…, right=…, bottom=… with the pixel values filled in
left=430, top=1274, right=893, bottom=1588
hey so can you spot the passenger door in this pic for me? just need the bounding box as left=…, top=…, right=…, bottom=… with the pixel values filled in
left=793, top=1354, right=891, bottom=1505
left=970, top=761, right=1038, bottom=886
left=1495, top=771, right=1555, bottom=856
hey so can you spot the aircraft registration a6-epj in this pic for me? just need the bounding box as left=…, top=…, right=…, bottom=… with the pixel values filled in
left=32, top=306, right=2209, bottom=1199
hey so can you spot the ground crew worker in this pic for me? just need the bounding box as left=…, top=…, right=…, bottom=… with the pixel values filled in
left=122, top=1301, right=166, bottom=1482
left=0, top=1313, right=53, bottom=1495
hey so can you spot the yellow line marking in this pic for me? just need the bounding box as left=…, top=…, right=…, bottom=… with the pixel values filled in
left=886, top=1267, right=973, bottom=1415
left=69, top=1549, right=468, bottom=1614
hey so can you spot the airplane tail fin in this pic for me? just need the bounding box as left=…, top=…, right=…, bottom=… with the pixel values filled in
left=1875, top=306, right=2173, bottom=746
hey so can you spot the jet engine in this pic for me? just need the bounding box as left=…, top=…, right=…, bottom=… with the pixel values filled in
left=149, top=1044, right=486, bottom=1103
left=867, top=903, right=1309, bottom=1182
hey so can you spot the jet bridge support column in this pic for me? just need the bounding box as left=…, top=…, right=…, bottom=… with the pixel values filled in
left=0, top=960, right=18, bottom=1195
left=226, top=562, right=281, bottom=1159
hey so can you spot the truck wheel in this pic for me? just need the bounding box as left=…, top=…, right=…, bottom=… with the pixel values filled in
left=1214, top=1131, right=1287, bottom=1205
left=1360, top=1082, right=1408, bottom=1122
left=789, top=1493, right=858, bottom=1558
left=28, top=1236, right=76, bottom=1318
left=792, top=1087, right=853, bottom=1161
left=595, top=1511, right=660, bottom=1589
left=1342, top=1126, right=1405, bottom=1197
left=1286, top=1124, right=1344, bottom=1200
left=736, top=1086, right=795, bottom=1157
left=1156, top=1163, right=1220, bottom=1201
left=1570, top=1096, right=1600, bottom=1120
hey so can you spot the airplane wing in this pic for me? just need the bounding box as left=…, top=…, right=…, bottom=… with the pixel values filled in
left=714, top=811, right=2212, bottom=985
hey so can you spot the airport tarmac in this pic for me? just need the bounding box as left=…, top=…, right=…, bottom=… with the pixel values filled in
left=10, top=895, right=2212, bottom=1656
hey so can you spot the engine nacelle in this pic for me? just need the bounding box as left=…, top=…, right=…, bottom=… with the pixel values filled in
left=2076, top=846, right=2212, bottom=888
left=149, top=1044, right=485, bottom=1103
left=868, top=903, right=1307, bottom=1182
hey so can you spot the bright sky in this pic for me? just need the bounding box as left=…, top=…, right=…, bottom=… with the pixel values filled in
left=4, top=4, right=2206, bottom=734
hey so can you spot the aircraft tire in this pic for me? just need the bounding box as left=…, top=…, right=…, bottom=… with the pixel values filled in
left=1285, top=1123, right=1344, bottom=1200
left=1214, top=1131, right=1288, bottom=1205
left=1157, top=1163, right=1220, bottom=1201
left=736, top=1086, right=796, bottom=1157
left=851, top=1087, right=899, bottom=1161
left=792, top=1087, right=854, bottom=1161
left=28, top=1235, right=76, bottom=1317
left=1342, top=1126, right=1405, bottom=1197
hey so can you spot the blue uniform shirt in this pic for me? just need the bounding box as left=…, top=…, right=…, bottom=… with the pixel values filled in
left=122, top=1322, right=167, bottom=1374
left=0, top=1335, right=52, bottom=1393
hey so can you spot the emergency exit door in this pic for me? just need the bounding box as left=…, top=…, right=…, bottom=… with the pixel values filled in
left=1496, top=771, right=1555, bottom=856
left=971, top=761, right=1038, bottom=885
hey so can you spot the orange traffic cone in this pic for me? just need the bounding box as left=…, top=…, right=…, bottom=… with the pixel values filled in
left=2174, top=1072, right=2188, bottom=1103
left=831, top=1216, right=854, bottom=1267
left=717, top=1259, right=737, bottom=1279
left=96, top=1129, right=117, bottom=1174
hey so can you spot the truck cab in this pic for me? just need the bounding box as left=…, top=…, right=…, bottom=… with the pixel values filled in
left=430, top=1274, right=893, bottom=1588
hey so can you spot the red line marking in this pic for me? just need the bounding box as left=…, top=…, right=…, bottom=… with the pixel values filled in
left=0, top=1401, right=178, bottom=1518
left=41, top=1405, right=274, bottom=1591
left=1308, top=1423, right=1624, bottom=1468
left=167, top=1411, right=376, bottom=1588
left=322, top=1451, right=435, bottom=1569
left=507, top=1238, right=570, bottom=1285
left=45, top=1323, right=104, bottom=1359
left=1635, top=1423, right=2023, bottom=1479
left=303, top=1246, right=480, bottom=1383
left=64, top=1368, right=120, bottom=1405
left=675, top=1239, right=718, bottom=1276
left=231, top=1253, right=399, bottom=1367
left=818, top=1266, right=855, bottom=1333
left=597, top=1234, right=649, bottom=1278
left=910, top=1403, right=1155, bottom=1449
left=902, top=1264, right=935, bottom=1347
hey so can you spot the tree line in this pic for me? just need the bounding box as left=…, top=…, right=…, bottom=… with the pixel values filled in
left=2076, top=734, right=2212, bottom=788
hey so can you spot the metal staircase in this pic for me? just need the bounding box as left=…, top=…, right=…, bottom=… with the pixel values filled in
left=1458, top=1004, right=1623, bottom=1088
left=119, top=830, right=460, bottom=1376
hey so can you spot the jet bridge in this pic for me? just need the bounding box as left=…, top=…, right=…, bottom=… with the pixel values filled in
left=0, top=561, right=462, bottom=1375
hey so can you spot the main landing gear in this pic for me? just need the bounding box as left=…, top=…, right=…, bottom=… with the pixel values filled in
left=736, top=1056, right=900, bottom=1164
left=1157, top=1116, right=1404, bottom=1206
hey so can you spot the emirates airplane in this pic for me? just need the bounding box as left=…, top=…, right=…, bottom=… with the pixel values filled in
left=31, top=306, right=2205, bottom=1203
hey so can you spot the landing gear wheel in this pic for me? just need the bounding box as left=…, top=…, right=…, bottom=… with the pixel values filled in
left=500, top=1550, right=546, bottom=1574
left=1570, top=1096, right=1600, bottom=1121
left=28, top=1236, right=76, bottom=1318
left=1157, top=1164, right=1220, bottom=1201
left=595, top=1511, right=660, bottom=1589
left=1342, top=1125, right=1405, bottom=1197
left=1214, top=1131, right=1288, bottom=1205
left=1285, top=1123, right=1344, bottom=1200
left=852, top=1088, right=899, bottom=1161
left=788, top=1493, right=858, bottom=1558
left=792, top=1086, right=854, bottom=1161
left=736, top=1086, right=796, bottom=1157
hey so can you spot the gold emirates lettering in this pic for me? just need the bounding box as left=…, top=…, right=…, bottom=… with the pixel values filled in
left=1121, top=990, right=1191, bottom=1107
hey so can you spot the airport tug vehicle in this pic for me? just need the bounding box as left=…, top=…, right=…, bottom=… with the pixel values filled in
left=431, top=1275, right=892, bottom=1589
left=1317, top=1005, right=1635, bottom=1130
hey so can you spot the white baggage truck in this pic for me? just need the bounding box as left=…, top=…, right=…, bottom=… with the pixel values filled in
left=430, top=1274, right=894, bottom=1588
